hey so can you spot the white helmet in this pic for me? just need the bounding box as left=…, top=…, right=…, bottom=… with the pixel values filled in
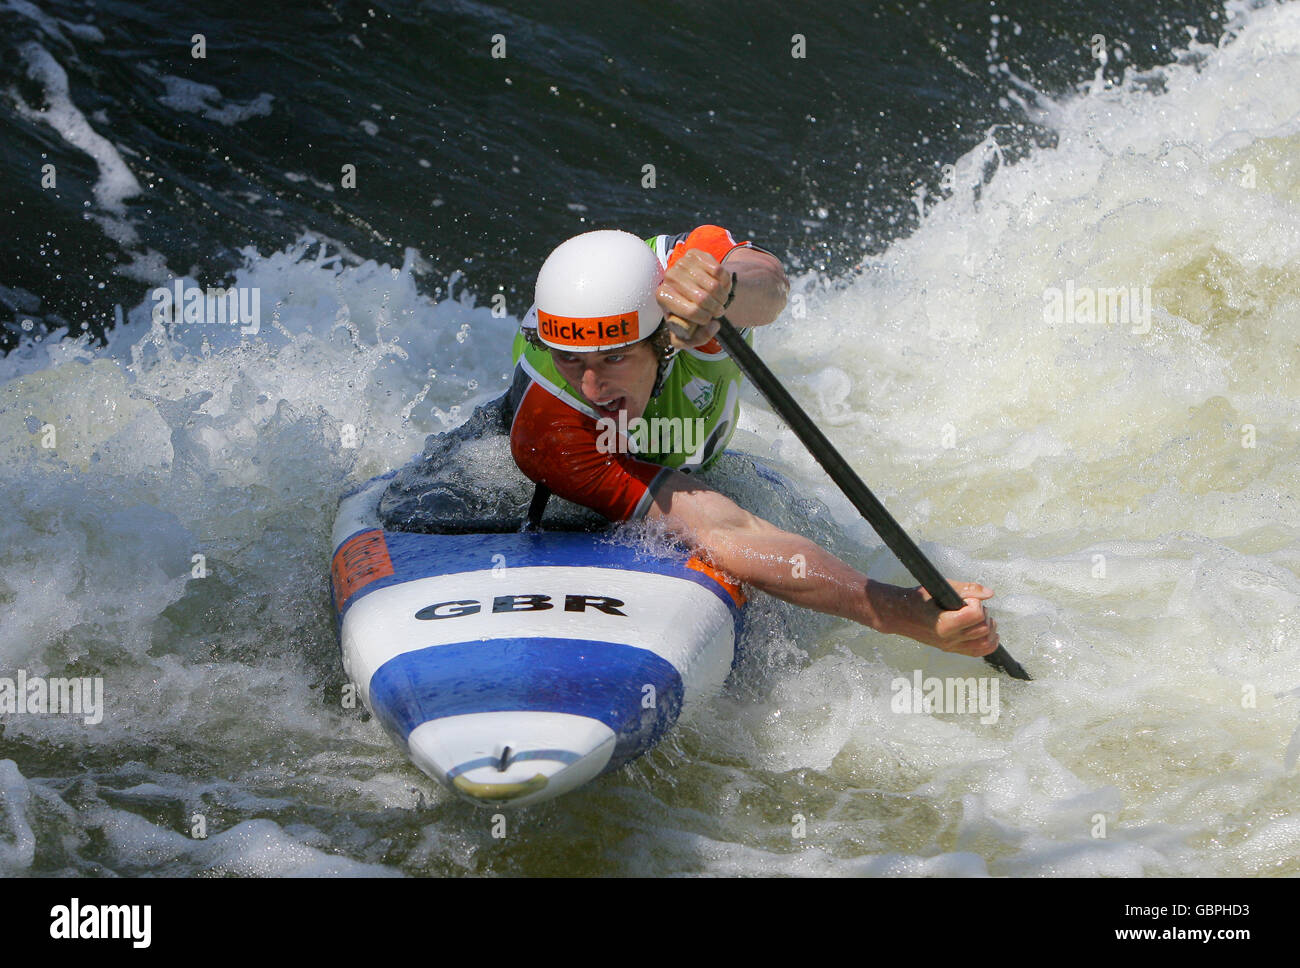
left=533, top=230, right=664, bottom=352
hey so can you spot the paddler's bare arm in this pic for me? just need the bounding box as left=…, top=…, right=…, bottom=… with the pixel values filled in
left=648, top=471, right=1000, bottom=658
left=658, top=246, right=788, bottom=350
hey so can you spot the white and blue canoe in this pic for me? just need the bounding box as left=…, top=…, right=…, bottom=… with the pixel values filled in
left=330, top=473, right=746, bottom=808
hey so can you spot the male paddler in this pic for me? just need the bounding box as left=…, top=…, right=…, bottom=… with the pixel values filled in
left=506, top=226, right=1000, bottom=658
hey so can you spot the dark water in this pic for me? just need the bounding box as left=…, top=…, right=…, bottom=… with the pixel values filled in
left=1, top=0, right=1226, bottom=351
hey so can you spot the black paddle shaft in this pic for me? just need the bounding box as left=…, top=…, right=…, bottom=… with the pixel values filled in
left=712, top=315, right=1030, bottom=681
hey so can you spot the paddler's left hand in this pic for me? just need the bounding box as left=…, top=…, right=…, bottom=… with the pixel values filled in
left=657, top=248, right=734, bottom=350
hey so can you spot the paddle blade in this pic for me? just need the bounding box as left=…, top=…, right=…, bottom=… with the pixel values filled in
left=983, top=645, right=1032, bottom=681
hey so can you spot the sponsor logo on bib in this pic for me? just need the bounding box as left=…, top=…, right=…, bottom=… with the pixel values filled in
left=683, top=376, right=715, bottom=411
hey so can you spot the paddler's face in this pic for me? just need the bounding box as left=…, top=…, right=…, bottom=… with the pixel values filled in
left=550, top=340, right=659, bottom=421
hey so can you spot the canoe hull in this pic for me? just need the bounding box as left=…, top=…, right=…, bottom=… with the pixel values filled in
left=330, top=474, right=745, bottom=807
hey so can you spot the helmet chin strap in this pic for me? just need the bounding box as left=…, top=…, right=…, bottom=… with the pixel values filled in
left=649, top=322, right=678, bottom=398
left=651, top=353, right=674, bottom=398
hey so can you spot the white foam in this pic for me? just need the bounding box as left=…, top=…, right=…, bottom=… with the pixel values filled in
left=722, top=0, right=1300, bottom=876
left=152, top=72, right=275, bottom=126
left=0, top=760, right=37, bottom=873
left=90, top=810, right=400, bottom=876
left=13, top=43, right=143, bottom=216
left=2, top=0, right=72, bottom=45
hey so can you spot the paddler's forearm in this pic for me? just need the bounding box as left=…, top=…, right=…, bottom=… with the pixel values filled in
left=721, top=247, right=789, bottom=329
left=651, top=471, right=933, bottom=640
left=693, top=520, right=919, bottom=636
